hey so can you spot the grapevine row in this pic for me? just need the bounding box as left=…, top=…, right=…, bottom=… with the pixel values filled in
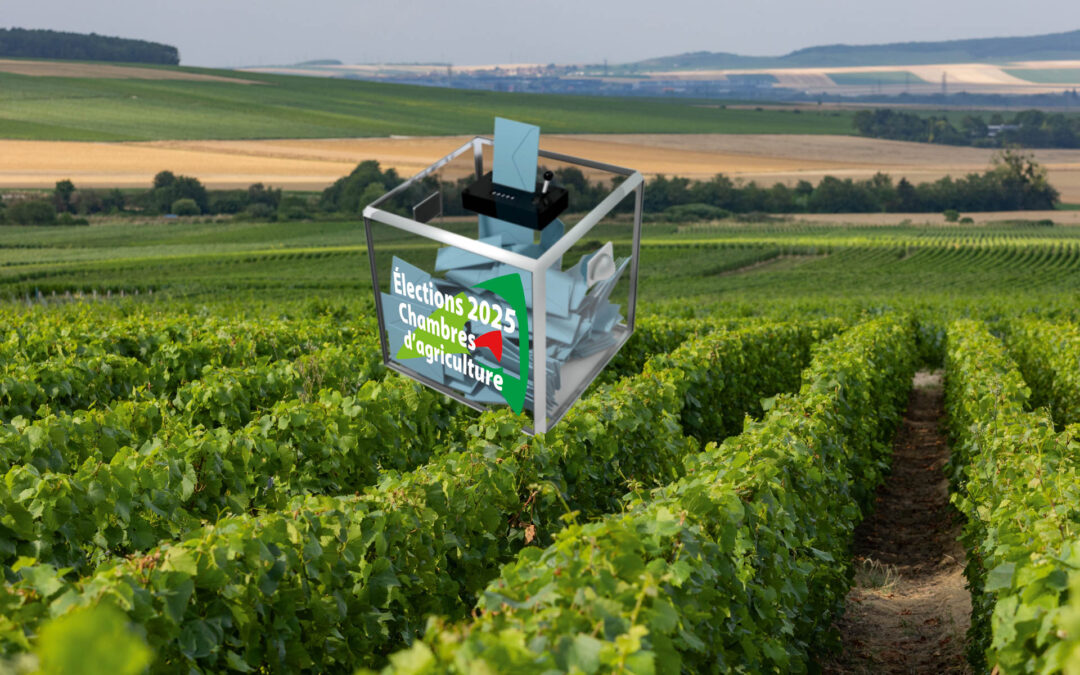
left=0, top=320, right=379, bottom=423
left=371, top=315, right=916, bottom=674
left=0, top=315, right=747, bottom=576
left=946, top=320, right=1080, bottom=673
left=1006, top=318, right=1080, bottom=427
left=0, top=320, right=836, bottom=672
left=0, top=376, right=458, bottom=577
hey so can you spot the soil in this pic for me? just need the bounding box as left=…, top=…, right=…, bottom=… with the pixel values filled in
left=822, top=371, right=972, bottom=675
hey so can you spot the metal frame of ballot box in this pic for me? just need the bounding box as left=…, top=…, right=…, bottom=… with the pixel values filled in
left=363, top=136, right=644, bottom=434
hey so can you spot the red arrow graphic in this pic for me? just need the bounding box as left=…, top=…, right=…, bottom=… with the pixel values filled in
left=475, top=330, right=503, bottom=362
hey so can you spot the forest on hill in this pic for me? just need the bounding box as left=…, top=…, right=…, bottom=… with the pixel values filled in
left=0, top=27, right=179, bottom=65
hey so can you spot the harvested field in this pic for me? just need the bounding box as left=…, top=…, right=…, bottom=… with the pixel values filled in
left=0, top=134, right=1078, bottom=203
left=0, top=59, right=258, bottom=83
left=628, top=62, right=1071, bottom=95
left=0, top=139, right=356, bottom=190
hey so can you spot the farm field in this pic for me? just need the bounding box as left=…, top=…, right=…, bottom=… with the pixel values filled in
left=3, top=133, right=1080, bottom=203
left=3, top=215, right=1080, bottom=672
left=0, top=67, right=855, bottom=142
left=246, top=58, right=1080, bottom=97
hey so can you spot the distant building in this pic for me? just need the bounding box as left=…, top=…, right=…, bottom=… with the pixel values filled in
left=987, top=124, right=1021, bottom=137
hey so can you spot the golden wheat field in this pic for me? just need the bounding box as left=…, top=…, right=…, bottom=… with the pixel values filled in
left=1, top=134, right=1078, bottom=203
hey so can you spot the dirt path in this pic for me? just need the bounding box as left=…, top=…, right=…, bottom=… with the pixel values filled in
left=823, top=371, right=971, bottom=675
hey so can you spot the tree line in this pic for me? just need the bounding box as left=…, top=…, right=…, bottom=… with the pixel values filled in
left=853, top=108, right=1080, bottom=148
left=340, top=152, right=1059, bottom=221
left=0, top=151, right=1059, bottom=226
left=0, top=28, right=179, bottom=65
left=0, top=172, right=297, bottom=225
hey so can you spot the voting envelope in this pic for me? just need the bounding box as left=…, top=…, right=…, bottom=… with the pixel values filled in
left=493, top=117, right=539, bottom=192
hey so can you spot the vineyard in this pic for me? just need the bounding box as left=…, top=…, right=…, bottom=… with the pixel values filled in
left=2, top=219, right=1080, bottom=673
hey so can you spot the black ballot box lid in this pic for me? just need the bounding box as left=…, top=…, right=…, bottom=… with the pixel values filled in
left=461, top=172, right=568, bottom=231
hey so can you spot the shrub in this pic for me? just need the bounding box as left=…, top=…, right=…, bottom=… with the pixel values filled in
left=277, top=195, right=311, bottom=221
left=207, top=190, right=247, bottom=214
left=244, top=202, right=275, bottom=219
left=101, top=189, right=126, bottom=214
left=57, top=213, right=89, bottom=226
left=170, top=198, right=200, bottom=216
left=6, top=199, right=57, bottom=225
left=660, top=203, right=731, bottom=223
left=944, top=209, right=960, bottom=222
left=139, top=171, right=208, bottom=214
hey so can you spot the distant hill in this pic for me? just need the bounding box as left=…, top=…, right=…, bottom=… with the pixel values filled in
left=0, top=28, right=179, bottom=65
left=626, top=29, right=1080, bottom=71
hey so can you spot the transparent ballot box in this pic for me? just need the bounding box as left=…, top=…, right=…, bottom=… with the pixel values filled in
left=363, top=136, right=643, bottom=433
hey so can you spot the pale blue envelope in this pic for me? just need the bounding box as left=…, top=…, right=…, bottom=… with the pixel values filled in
left=493, top=117, right=539, bottom=192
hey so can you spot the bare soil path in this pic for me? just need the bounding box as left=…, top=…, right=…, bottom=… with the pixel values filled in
left=823, top=371, right=971, bottom=675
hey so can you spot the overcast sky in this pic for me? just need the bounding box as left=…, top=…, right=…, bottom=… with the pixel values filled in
left=4, top=1, right=1077, bottom=67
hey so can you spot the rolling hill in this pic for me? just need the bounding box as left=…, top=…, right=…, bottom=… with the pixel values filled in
left=0, top=63, right=854, bottom=141
left=624, top=28, right=1080, bottom=71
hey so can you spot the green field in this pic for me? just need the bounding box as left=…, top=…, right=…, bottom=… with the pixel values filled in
left=0, top=67, right=855, bottom=141
left=1003, top=67, right=1080, bottom=84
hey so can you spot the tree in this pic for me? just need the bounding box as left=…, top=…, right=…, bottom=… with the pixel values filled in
left=809, top=176, right=879, bottom=213
left=961, top=115, right=988, bottom=140
left=101, top=189, right=126, bottom=214
left=247, top=183, right=282, bottom=209
left=70, top=189, right=104, bottom=215
left=896, top=178, right=920, bottom=212
left=319, top=160, right=401, bottom=213
left=277, top=195, right=311, bottom=220
left=990, top=150, right=1059, bottom=210
left=356, top=183, right=385, bottom=212
left=142, top=171, right=208, bottom=214
left=53, top=179, right=76, bottom=213
left=153, top=171, right=176, bottom=189
left=172, top=176, right=209, bottom=213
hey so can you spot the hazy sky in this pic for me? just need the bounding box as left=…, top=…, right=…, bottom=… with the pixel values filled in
left=4, top=1, right=1077, bottom=67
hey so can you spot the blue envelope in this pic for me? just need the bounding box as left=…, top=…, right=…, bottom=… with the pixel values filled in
left=479, top=214, right=534, bottom=245
left=493, top=117, right=539, bottom=192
